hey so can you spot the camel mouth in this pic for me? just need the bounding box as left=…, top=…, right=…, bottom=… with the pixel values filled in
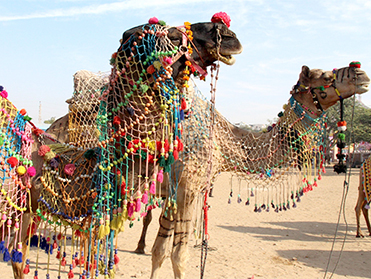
left=357, top=82, right=370, bottom=94
left=209, top=49, right=240, bottom=65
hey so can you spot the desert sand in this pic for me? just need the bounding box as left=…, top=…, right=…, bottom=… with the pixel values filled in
left=1, top=166, right=370, bottom=279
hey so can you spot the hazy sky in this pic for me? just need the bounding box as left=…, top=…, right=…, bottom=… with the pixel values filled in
left=1, top=0, right=371, bottom=128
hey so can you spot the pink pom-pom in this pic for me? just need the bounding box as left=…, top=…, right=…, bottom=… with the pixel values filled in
left=135, top=198, right=141, bottom=212
left=148, top=17, right=159, bottom=24
left=149, top=181, right=156, bottom=195
left=211, top=12, right=231, bottom=28
left=27, top=166, right=36, bottom=177
left=64, top=164, right=76, bottom=176
left=157, top=169, right=163, bottom=183
left=38, top=145, right=50, bottom=156
left=0, top=89, right=8, bottom=99
left=128, top=202, right=134, bottom=217
left=141, top=191, right=149, bottom=204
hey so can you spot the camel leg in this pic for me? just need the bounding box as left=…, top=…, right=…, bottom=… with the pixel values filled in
left=355, top=170, right=366, bottom=237
left=150, top=209, right=175, bottom=279
left=171, top=190, right=196, bottom=279
left=361, top=205, right=371, bottom=236
left=11, top=212, right=32, bottom=279
left=11, top=242, right=28, bottom=279
left=135, top=209, right=153, bottom=254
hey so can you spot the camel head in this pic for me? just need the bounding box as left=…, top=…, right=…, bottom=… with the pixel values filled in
left=118, top=15, right=242, bottom=84
left=291, top=63, right=370, bottom=116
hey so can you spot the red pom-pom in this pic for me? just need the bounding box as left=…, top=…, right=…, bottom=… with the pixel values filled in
left=211, top=12, right=231, bottom=28
left=61, top=257, right=66, bottom=266
left=181, top=98, right=187, bottom=110
left=148, top=17, right=159, bottom=24
left=68, top=270, right=74, bottom=278
left=113, top=116, right=121, bottom=126
left=23, top=264, right=30, bottom=274
left=114, top=254, right=120, bottom=265
left=20, top=109, right=27, bottom=116
left=349, top=61, right=361, bottom=68
left=7, top=157, right=18, bottom=168
left=173, top=150, right=179, bottom=160
left=38, top=145, right=50, bottom=156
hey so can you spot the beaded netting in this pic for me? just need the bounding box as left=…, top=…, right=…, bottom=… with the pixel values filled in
left=67, top=70, right=109, bottom=149
left=361, top=157, right=371, bottom=206
left=0, top=86, right=34, bottom=264
left=29, top=71, right=107, bottom=279
left=212, top=96, right=328, bottom=213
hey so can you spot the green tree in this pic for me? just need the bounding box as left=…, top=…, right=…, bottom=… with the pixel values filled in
left=325, top=97, right=371, bottom=153
left=44, top=117, right=56, bottom=125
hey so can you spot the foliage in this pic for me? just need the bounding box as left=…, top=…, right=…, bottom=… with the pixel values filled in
left=44, top=117, right=56, bottom=124
left=325, top=97, right=371, bottom=148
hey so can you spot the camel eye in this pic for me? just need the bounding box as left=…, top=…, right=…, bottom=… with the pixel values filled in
left=324, top=77, right=332, bottom=82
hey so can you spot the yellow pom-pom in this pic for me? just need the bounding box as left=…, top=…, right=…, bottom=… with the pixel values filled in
left=98, top=224, right=105, bottom=239
left=44, top=151, right=56, bottom=161
left=16, top=166, right=27, bottom=176
left=105, top=222, right=110, bottom=236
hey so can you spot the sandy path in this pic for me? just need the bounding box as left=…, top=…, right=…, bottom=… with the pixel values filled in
left=1, top=167, right=370, bottom=279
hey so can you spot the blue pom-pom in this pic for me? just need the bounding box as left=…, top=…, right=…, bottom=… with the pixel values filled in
left=11, top=249, right=18, bottom=262
left=0, top=241, right=5, bottom=253
left=30, top=235, right=39, bottom=247
left=40, top=237, right=47, bottom=250
left=3, top=248, right=11, bottom=262
left=179, top=110, right=184, bottom=121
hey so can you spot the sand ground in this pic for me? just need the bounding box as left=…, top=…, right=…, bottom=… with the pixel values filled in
left=1, top=166, right=370, bottom=279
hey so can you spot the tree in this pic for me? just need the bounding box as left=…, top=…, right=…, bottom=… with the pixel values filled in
left=325, top=97, right=371, bottom=158
left=44, top=117, right=56, bottom=125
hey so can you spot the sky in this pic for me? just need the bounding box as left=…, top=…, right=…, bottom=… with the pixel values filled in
left=1, top=0, right=371, bottom=128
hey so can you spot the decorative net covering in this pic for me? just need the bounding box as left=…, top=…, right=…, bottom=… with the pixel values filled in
left=2, top=19, right=329, bottom=279
left=0, top=87, right=34, bottom=263
left=361, top=157, right=371, bottom=205
left=67, top=70, right=109, bottom=149
left=212, top=96, right=327, bottom=212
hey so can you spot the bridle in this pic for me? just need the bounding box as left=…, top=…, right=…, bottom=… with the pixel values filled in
left=292, top=68, right=343, bottom=114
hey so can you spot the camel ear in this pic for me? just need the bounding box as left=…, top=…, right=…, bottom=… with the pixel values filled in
left=300, top=65, right=311, bottom=86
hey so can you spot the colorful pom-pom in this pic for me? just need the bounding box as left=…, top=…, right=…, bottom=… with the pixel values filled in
left=0, top=89, right=8, bottom=99
left=38, top=145, right=50, bottom=156
left=27, top=166, right=36, bottom=177
left=17, top=166, right=27, bottom=176
left=349, top=61, right=361, bottom=68
left=64, top=164, right=76, bottom=176
left=148, top=17, right=159, bottom=24
left=7, top=157, right=18, bottom=168
left=211, top=12, right=231, bottom=28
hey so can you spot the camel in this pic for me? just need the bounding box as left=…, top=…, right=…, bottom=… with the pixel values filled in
left=126, top=63, right=369, bottom=279
left=355, top=156, right=371, bottom=237
left=3, top=15, right=243, bottom=279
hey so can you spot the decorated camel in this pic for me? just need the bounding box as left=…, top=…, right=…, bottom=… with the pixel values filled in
left=1, top=13, right=244, bottom=279
left=1, top=13, right=370, bottom=279
left=355, top=157, right=371, bottom=237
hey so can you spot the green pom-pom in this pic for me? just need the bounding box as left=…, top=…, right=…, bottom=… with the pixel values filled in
left=349, top=61, right=361, bottom=68
left=140, top=84, right=149, bottom=93
left=84, top=149, right=96, bottom=159
left=338, top=133, right=346, bottom=140
left=166, top=152, right=175, bottom=165
left=158, top=20, right=166, bottom=26
left=158, top=156, right=166, bottom=167
left=110, top=57, right=116, bottom=65
left=278, top=111, right=284, bottom=117
left=23, top=115, right=32, bottom=121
